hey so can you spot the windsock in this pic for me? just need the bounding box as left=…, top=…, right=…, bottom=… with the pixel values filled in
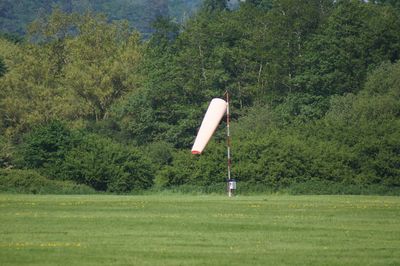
left=191, top=98, right=227, bottom=155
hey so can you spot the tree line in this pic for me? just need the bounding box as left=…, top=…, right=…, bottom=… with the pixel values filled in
left=1, top=0, right=400, bottom=194
left=0, top=0, right=201, bottom=37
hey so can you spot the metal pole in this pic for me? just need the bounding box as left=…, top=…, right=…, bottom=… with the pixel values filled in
left=225, top=91, right=232, bottom=197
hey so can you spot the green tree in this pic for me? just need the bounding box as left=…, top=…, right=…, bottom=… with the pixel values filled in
left=0, top=136, right=14, bottom=168
left=64, top=13, right=142, bottom=121
left=62, top=133, right=154, bottom=192
left=116, top=0, right=332, bottom=149
left=0, top=32, right=23, bottom=44
left=242, top=0, right=273, bottom=10
left=19, top=121, right=73, bottom=171
left=316, top=61, right=400, bottom=186
left=294, top=1, right=400, bottom=96
left=28, top=8, right=78, bottom=77
left=157, top=140, right=226, bottom=187
left=261, top=0, right=333, bottom=97
left=374, top=0, right=400, bottom=9
left=19, top=121, right=154, bottom=192
left=274, top=93, right=330, bottom=126
left=0, top=35, right=81, bottom=137
left=0, top=57, right=6, bottom=77
left=115, top=15, right=203, bottom=148
left=202, top=0, right=228, bottom=12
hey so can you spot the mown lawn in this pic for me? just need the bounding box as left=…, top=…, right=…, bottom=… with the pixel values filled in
left=0, top=194, right=399, bottom=265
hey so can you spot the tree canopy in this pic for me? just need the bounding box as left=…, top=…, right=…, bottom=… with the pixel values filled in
left=1, top=0, right=400, bottom=194
left=0, top=0, right=202, bottom=37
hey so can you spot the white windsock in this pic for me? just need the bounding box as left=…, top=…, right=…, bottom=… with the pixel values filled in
left=191, top=98, right=227, bottom=154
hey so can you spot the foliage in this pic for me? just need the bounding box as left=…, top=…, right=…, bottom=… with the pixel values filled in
left=18, top=121, right=73, bottom=170
left=234, top=61, right=399, bottom=190
left=0, top=169, right=95, bottom=194
left=144, top=141, right=175, bottom=169
left=0, top=0, right=202, bottom=37
left=0, top=57, right=7, bottom=77
left=319, top=61, right=400, bottom=187
left=0, top=32, right=24, bottom=44
left=0, top=135, right=14, bottom=168
left=274, top=93, right=330, bottom=126
left=2, top=2, right=400, bottom=194
left=18, top=121, right=154, bottom=192
left=61, top=133, right=154, bottom=192
left=374, top=0, right=400, bottom=9
left=0, top=11, right=143, bottom=138
left=29, top=10, right=143, bottom=121
left=0, top=36, right=81, bottom=137
left=116, top=0, right=336, bottom=148
left=156, top=140, right=226, bottom=188
left=287, top=180, right=400, bottom=195
left=293, top=1, right=400, bottom=95
left=202, top=0, right=228, bottom=12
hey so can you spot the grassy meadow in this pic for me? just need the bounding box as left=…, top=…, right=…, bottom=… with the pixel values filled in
left=0, top=194, right=399, bottom=265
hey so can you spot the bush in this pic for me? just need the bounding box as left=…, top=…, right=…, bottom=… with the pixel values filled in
left=287, top=180, right=400, bottom=196
left=144, top=141, right=174, bottom=169
left=274, top=93, right=330, bottom=126
left=0, top=169, right=95, bottom=194
left=18, top=122, right=155, bottom=193
left=0, top=136, right=14, bottom=168
left=61, top=133, right=154, bottom=193
left=0, top=56, right=7, bottom=77
left=156, top=141, right=226, bottom=188
left=18, top=120, right=73, bottom=170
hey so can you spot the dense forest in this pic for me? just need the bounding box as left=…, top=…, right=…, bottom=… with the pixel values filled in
left=1, top=0, right=400, bottom=194
left=0, top=0, right=202, bottom=37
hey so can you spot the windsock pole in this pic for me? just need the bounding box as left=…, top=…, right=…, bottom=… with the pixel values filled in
left=225, top=91, right=233, bottom=197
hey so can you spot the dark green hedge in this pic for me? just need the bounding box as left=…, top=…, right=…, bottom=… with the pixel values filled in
left=0, top=169, right=95, bottom=194
left=18, top=122, right=154, bottom=193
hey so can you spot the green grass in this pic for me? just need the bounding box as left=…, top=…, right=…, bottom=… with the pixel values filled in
left=0, top=194, right=399, bottom=265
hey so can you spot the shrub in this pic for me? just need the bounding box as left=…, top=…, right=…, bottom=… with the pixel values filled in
left=61, top=133, right=154, bottom=193
left=156, top=141, right=226, bottom=188
left=0, top=136, right=14, bottom=168
left=0, top=169, right=95, bottom=194
left=287, top=180, right=400, bottom=196
left=18, top=122, right=155, bottom=193
left=144, top=141, right=174, bottom=169
left=0, top=56, right=7, bottom=77
left=18, top=120, right=73, bottom=170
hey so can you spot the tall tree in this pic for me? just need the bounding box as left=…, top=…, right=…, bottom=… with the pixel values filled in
left=294, top=1, right=400, bottom=96
left=64, top=13, right=142, bottom=121
left=373, top=0, right=400, bottom=9
left=114, top=15, right=200, bottom=147
left=28, top=8, right=78, bottom=77
left=0, top=36, right=80, bottom=137
left=261, top=0, right=333, bottom=97
left=0, top=57, right=6, bottom=77
left=0, top=10, right=143, bottom=138
left=202, top=0, right=228, bottom=12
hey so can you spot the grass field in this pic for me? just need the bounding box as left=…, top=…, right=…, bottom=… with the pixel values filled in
left=0, top=194, right=399, bottom=265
